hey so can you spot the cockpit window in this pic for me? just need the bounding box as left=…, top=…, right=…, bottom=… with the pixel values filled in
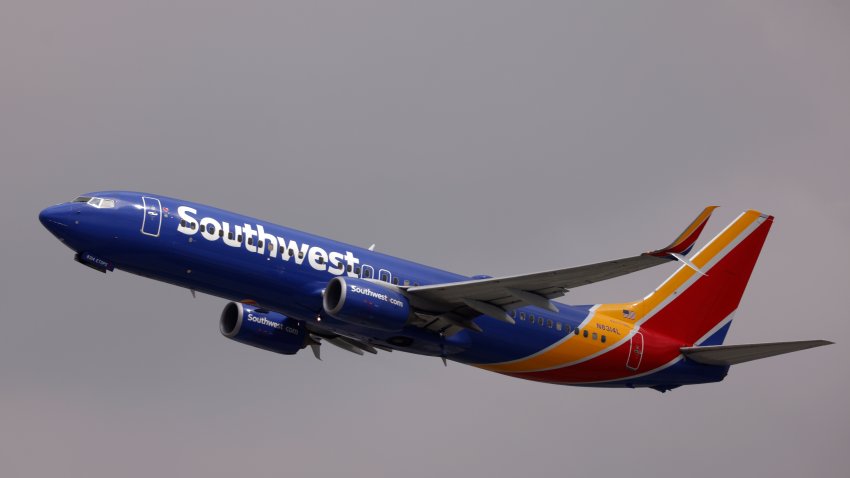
left=82, top=197, right=116, bottom=209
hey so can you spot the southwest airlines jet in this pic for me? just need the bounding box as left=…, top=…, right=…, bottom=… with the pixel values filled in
left=39, top=192, right=831, bottom=392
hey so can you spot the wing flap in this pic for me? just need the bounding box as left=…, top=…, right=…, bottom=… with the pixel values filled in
left=681, top=340, right=833, bottom=366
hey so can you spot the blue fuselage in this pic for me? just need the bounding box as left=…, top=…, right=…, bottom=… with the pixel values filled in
left=39, top=191, right=593, bottom=363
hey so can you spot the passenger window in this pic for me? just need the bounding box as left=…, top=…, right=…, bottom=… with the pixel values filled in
left=380, top=273, right=388, bottom=282
left=403, top=280, right=410, bottom=286
left=279, top=246, right=285, bottom=254
left=355, top=267, right=361, bottom=274
left=413, top=282, right=419, bottom=286
left=601, top=335, right=607, bottom=343
left=180, top=219, right=186, bottom=227
left=592, top=332, right=598, bottom=340
left=317, top=257, right=324, bottom=264
left=565, top=324, right=571, bottom=334
left=236, top=235, right=242, bottom=242
left=347, top=265, right=353, bottom=273
left=207, top=224, right=215, bottom=234
left=538, top=317, right=544, bottom=326
left=583, top=330, right=588, bottom=338
left=258, top=241, right=264, bottom=249
left=392, top=277, right=399, bottom=285
left=247, top=237, right=253, bottom=246
left=520, top=312, right=526, bottom=321
left=510, top=310, right=516, bottom=318
left=547, top=319, right=553, bottom=328
left=298, top=251, right=304, bottom=259
left=363, top=269, right=371, bottom=278
left=228, top=232, right=234, bottom=240
left=555, top=322, right=562, bottom=331
left=219, top=230, right=224, bottom=238
left=529, top=314, right=535, bottom=324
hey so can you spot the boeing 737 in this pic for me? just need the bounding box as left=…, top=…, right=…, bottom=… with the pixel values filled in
left=39, top=192, right=831, bottom=392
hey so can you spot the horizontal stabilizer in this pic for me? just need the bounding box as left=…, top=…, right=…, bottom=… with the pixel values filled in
left=681, top=340, right=833, bottom=366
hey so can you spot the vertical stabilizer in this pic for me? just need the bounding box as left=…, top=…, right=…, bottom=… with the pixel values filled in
left=609, top=210, right=773, bottom=346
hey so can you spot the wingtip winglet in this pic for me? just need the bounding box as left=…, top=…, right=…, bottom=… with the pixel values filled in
left=647, top=205, right=719, bottom=257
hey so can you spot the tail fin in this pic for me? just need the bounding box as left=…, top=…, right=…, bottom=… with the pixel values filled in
left=616, top=210, right=774, bottom=345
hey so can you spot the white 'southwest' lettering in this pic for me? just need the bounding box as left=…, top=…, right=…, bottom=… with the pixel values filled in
left=177, top=206, right=199, bottom=235
left=176, top=206, right=361, bottom=276
left=350, top=285, right=405, bottom=308
left=247, top=313, right=299, bottom=335
left=327, top=252, right=345, bottom=275
left=199, top=217, right=221, bottom=241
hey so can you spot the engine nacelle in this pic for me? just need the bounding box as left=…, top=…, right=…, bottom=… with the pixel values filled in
left=219, top=302, right=307, bottom=355
left=323, top=276, right=411, bottom=331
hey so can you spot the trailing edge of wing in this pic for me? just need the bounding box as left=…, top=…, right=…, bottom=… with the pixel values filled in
left=681, top=340, right=833, bottom=366
left=404, top=206, right=718, bottom=314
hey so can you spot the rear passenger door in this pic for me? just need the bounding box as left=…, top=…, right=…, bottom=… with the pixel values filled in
left=626, top=331, right=644, bottom=371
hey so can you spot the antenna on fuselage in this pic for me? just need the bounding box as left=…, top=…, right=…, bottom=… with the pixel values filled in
left=368, top=244, right=376, bottom=251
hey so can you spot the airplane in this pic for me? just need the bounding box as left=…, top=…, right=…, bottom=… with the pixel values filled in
left=38, top=192, right=832, bottom=392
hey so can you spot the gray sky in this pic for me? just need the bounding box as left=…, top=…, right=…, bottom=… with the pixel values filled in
left=2, top=1, right=848, bottom=477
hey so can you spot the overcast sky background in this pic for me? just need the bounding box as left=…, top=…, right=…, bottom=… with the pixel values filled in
left=2, top=1, right=848, bottom=477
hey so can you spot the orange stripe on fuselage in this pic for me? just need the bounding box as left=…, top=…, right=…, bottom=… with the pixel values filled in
left=476, top=308, right=634, bottom=373
left=475, top=210, right=764, bottom=375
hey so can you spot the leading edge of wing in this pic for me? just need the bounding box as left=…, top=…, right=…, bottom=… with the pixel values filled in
left=405, top=206, right=718, bottom=305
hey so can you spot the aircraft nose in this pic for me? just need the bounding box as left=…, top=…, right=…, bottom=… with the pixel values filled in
left=39, top=204, right=75, bottom=237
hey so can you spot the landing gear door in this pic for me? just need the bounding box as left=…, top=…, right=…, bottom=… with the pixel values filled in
left=141, top=196, right=162, bottom=237
left=626, top=331, right=644, bottom=371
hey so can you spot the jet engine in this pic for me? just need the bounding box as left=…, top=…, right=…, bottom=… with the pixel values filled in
left=323, top=277, right=411, bottom=331
left=219, top=302, right=307, bottom=355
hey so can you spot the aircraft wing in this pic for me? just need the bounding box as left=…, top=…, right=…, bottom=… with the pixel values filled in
left=404, top=206, right=717, bottom=332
